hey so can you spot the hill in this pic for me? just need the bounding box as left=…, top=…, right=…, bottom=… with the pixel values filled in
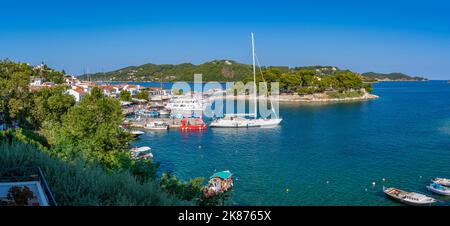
left=361, top=72, right=427, bottom=82
left=77, top=60, right=347, bottom=82
left=77, top=60, right=427, bottom=82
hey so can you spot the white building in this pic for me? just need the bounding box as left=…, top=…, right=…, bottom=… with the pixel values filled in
left=30, top=76, right=43, bottom=86
left=66, top=88, right=85, bottom=102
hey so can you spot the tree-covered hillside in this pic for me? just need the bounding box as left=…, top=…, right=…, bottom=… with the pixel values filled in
left=362, top=72, right=427, bottom=82
left=78, top=60, right=348, bottom=82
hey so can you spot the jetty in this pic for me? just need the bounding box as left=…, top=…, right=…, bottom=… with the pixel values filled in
left=125, top=117, right=184, bottom=129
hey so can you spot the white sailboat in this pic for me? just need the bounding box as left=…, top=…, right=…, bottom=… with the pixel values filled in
left=210, top=33, right=282, bottom=128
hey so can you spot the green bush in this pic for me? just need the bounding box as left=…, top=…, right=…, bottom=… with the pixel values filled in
left=0, top=141, right=189, bottom=206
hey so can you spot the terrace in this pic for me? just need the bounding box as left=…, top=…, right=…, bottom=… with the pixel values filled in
left=0, top=167, right=57, bottom=206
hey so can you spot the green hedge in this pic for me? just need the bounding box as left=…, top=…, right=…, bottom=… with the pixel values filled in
left=0, top=141, right=189, bottom=206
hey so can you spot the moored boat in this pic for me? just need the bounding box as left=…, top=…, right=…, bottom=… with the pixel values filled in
left=130, top=130, right=145, bottom=138
left=129, top=146, right=153, bottom=160
left=209, top=33, right=282, bottom=128
left=179, top=118, right=207, bottom=130
left=383, top=187, right=436, bottom=206
left=432, top=177, right=450, bottom=186
left=136, top=109, right=159, bottom=118
left=145, top=121, right=169, bottom=130
left=427, top=183, right=450, bottom=196
left=203, top=170, right=233, bottom=198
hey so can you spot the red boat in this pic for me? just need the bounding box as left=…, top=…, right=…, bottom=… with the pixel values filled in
left=179, top=118, right=207, bottom=130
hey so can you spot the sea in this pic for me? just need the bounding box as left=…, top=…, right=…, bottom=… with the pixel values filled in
left=128, top=80, right=450, bottom=205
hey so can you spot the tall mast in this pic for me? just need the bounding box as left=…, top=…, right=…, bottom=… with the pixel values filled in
left=251, top=32, right=257, bottom=119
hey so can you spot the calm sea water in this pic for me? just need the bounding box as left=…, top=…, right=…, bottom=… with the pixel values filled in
left=132, top=81, right=450, bottom=205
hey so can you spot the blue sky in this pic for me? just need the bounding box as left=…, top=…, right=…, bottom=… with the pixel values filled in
left=1, top=0, right=450, bottom=79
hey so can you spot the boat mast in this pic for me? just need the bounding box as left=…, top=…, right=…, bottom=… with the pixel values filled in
left=251, top=32, right=257, bottom=119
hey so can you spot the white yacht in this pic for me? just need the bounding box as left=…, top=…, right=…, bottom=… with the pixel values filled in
left=210, top=33, right=282, bottom=128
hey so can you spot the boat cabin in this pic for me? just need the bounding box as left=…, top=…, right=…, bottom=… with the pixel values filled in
left=203, top=171, right=233, bottom=198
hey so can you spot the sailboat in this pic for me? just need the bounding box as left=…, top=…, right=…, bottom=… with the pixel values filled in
left=210, top=33, right=282, bottom=128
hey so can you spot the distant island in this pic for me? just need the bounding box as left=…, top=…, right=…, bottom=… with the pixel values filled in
left=361, top=72, right=428, bottom=82
left=77, top=60, right=427, bottom=83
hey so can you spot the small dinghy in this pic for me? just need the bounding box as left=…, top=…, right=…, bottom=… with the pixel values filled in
left=427, top=183, right=450, bottom=196
left=383, top=187, right=436, bottom=206
left=432, top=178, right=450, bottom=187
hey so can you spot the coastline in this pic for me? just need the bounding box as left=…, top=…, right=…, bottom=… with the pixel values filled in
left=211, top=92, right=379, bottom=103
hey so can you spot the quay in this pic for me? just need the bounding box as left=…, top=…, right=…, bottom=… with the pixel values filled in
left=125, top=117, right=184, bottom=129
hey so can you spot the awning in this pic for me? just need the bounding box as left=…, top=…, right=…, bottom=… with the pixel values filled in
left=210, top=170, right=232, bottom=180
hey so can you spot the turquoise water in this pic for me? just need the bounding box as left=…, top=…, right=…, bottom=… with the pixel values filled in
left=132, top=81, right=450, bottom=205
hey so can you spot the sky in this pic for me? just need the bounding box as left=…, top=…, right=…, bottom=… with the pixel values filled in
left=1, top=0, right=450, bottom=79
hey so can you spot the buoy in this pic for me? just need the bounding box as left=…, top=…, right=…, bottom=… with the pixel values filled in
left=198, top=145, right=202, bottom=149
left=286, top=188, right=289, bottom=193
left=382, top=178, right=386, bottom=182
left=365, top=188, right=368, bottom=192
left=326, top=181, right=329, bottom=184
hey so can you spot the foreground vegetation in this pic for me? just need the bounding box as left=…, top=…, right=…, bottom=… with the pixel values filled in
left=1, top=59, right=222, bottom=206
left=0, top=141, right=184, bottom=206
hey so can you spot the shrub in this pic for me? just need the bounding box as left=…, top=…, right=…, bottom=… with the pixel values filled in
left=0, top=141, right=189, bottom=206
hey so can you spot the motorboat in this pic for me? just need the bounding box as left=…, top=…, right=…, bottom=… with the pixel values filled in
left=145, top=121, right=169, bottom=130
left=203, top=170, right=233, bottom=198
left=129, top=130, right=145, bottom=138
left=427, top=183, right=450, bottom=196
left=129, top=146, right=153, bottom=160
left=179, top=118, right=207, bottom=130
left=432, top=178, right=450, bottom=186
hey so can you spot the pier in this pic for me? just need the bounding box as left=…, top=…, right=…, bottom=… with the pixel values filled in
left=125, top=117, right=184, bottom=129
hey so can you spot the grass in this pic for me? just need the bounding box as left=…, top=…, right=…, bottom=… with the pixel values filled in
left=0, top=141, right=189, bottom=206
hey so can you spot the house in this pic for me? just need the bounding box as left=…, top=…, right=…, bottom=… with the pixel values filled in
left=99, top=85, right=120, bottom=97
left=66, top=87, right=86, bottom=102
left=30, top=76, right=43, bottom=86
left=120, top=84, right=141, bottom=96
left=64, top=75, right=79, bottom=86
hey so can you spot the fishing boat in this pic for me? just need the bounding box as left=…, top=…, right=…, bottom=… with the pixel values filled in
left=427, top=183, right=450, bottom=196
left=383, top=187, right=436, bottom=206
left=130, top=146, right=153, bottom=160
left=145, top=121, right=169, bottom=130
left=210, top=33, right=282, bottom=128
left=203, top=170, right=233, bottom=198
left=180, top=118, right=207, bottom=130
left=432, top=177, right=450, bottom=186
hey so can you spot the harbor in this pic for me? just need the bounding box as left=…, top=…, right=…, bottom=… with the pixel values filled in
left=130, top=81, right=450, bottom=205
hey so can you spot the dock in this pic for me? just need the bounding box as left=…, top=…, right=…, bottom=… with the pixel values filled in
left=125, top=117, right=183, bottom=129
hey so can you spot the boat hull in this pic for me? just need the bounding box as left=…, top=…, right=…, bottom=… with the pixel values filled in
left=433, top=178, right=450, bottom=186
left=383, top=188, right=436, bottom=206
left=210, top=118, right=282, bottom=128
left=427, top=185, right=450, bottom=196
